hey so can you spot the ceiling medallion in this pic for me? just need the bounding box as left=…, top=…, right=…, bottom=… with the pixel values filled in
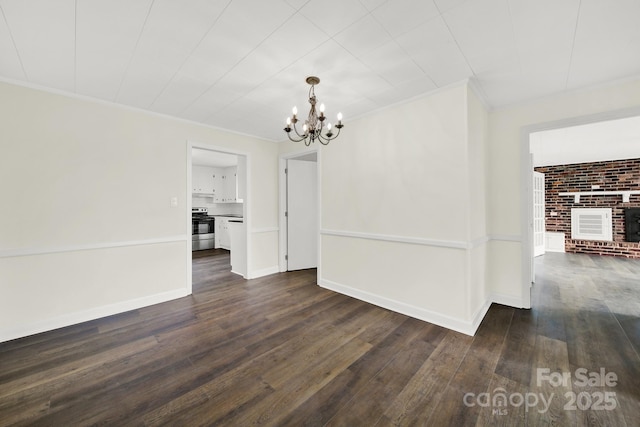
left=284, top=76, right=343, bottom=146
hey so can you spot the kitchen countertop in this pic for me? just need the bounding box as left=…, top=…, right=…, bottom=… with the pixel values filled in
left=211, top=214, right=243, bottom=218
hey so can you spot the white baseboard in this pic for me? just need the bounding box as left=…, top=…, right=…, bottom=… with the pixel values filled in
left=230, top=269, right=246, bottom=278
left=0, top=279, right=528, bottom=343
left=470, top=298, right=493, bottom=333
left=318, top=280, right=528, bottom=336
left=319, top=278, right=481, bottom=336
left=545, top=248, right=566, bottom=253
left=490, top=292, right=526, bottom=308
left=248, top=265, right=280, bottom=279
left=0, top=288, right=190, bottom=344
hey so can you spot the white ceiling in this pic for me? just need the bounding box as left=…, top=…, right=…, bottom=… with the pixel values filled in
left=1, top=0, right=639, bottom=142
left=531, top=115, right=640, bottom=167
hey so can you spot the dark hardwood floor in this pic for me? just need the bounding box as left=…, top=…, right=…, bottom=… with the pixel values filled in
left=1, top=251, right=638, bottom=426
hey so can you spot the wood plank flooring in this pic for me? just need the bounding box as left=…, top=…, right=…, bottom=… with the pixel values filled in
left=1, top=250, right=638, bottom=426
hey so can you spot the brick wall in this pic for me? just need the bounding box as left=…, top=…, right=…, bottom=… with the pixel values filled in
left=535, top=158, right=640, bottom=259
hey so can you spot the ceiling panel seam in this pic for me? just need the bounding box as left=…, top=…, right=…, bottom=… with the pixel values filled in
left=114, top=0, right=156, bottom=102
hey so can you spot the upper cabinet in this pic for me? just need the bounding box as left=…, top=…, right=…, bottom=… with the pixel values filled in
left=192, top=165, right=215, bottom=194
left=219, top=158, right=245, bottom=203
left=212, top=170, right=224, bottom=202
left=220, top=166, right=237, bottom=203
left=192, top=160, right=244, bottom=203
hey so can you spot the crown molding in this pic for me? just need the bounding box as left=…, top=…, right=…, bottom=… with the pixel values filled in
left=0, top=76, right=278, bottom=143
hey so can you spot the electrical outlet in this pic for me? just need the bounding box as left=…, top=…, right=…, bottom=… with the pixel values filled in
left=170, top=197, right=178, bottom=207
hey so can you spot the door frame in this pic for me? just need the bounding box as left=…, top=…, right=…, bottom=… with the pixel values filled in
left=278, top=148, right=320, bottom=275
left=532, top=170, right=546, bottom=258
left=186, top=140, right=251, bottom=293
left=519, top=106, right=640, bottom=308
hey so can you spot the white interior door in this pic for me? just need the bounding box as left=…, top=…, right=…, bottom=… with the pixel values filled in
left=287, top=159, right=318, bottom=270
left=533, top=171, right=546, bottom=257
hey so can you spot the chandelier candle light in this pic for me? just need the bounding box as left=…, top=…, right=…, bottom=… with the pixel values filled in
left=284, top=76, right=343, bottom=145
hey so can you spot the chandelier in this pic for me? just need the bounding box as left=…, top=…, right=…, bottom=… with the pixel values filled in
left=284, top=76, right=343, bottom=146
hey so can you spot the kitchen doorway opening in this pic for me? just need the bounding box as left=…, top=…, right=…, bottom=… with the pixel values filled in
left=187, top=141, right=250, bottom=294
left=279, top=150, right=320, bottom=275
left=521, top=108, right=640, bottom=306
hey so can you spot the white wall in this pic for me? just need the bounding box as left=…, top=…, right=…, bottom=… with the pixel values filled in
left=487, top=77, right=640, bottom=304
left=316, top=82, right=492, bottom=334
left=245, top=141, right=280, bottom=276
left=530, top=115, right=640, bottom=167
left=466, top=84, right=489, bottom=321
left=0, top=81, right=279, bottom=342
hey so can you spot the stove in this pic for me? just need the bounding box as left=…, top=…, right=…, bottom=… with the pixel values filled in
left=192, top=207, right=215, bottom=251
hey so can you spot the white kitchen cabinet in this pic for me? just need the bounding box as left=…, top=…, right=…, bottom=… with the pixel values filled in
left=215, top=217, right=231, bottom=250
left=221, top=166, right=238, bottom=202
left=192, top=166, right=215, bottom=194
left=229, top=220, right=246, bottom=277
left=211, top=168, right=223, bottom=202
left=193, top=164, right=242, bottom=203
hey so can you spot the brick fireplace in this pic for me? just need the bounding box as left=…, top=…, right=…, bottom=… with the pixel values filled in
left=535, top=158, right=640, bottom=259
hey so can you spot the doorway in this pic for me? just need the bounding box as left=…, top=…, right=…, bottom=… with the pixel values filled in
left=523, top=110, right=640, bottom=305
left=187, top=141, right=250, bottom=293
left=279, top=150, right=319, bottom=272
